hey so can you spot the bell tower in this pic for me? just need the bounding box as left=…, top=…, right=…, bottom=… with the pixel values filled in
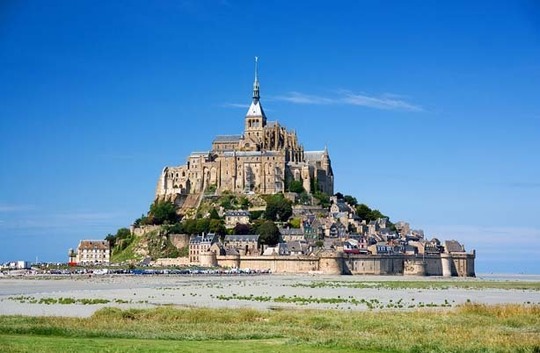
left=244, top=57, right=266, bottom=150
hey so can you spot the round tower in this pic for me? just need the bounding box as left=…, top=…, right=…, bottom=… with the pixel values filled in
left=318, top=251, right=343, bottom=275
left=199, top=251, right=217, bottom=267
left=441, top=253, right=453, bottom=277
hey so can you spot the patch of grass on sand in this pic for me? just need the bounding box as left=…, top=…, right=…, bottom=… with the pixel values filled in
left=0, top=304, right=538, bottom=352
left=292, top=280, right=540, bottom=291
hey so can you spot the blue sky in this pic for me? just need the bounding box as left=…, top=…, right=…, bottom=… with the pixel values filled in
left=1, top=0, right=539, bottom=273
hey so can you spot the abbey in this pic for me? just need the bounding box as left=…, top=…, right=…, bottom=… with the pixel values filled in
left=156, top=60, right=334, bottom=200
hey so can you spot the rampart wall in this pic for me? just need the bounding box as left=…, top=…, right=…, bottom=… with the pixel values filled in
left=213, top=252, right=475, bottom=277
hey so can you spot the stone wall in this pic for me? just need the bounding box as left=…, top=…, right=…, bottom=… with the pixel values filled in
left=216, top=254, right=341, bottom=274
left=343, top=255, right=405, bottom=275
left=131, top=225, right=161, bottom=237
left=202, top=251, right=475, bottom=277
left=424, top=255, right=444, bottom=276
left=152, top=257, right=189, bottom=267
left=169, top=234, right=190, bottom=250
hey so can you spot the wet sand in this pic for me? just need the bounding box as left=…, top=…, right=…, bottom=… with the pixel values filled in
left=0, top=274, right=538, bottom=317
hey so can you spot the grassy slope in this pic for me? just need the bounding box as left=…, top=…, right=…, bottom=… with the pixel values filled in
left=0, top=304, right=538, bottom=353
left=111, top=235, right=143, bottom=263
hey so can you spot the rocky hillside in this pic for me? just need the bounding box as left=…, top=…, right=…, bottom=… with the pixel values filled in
left=111, top=227, right=183, bottom=263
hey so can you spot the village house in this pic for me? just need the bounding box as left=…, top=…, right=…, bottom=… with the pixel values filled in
left=286, top=240, right=310, bottom=255
left=76, top=240, right=110, bottom=265
left=330, top=199, right=354, bottom=215
left=279, top=227, right=305, bottom=242
left=224, top=234, right=260, bottom=255
left=189, top=233, right=218, bottom=264
left=224, top=210, right=251, bottom=229
left=263, top=243, right=290, bottom=256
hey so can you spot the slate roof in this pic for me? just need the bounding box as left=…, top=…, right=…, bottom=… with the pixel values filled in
left=225, top=234, right=260, bottom=242
left=78, top=240, right=109, bottom=251
left=304, top=151, right=325, bottom=161
left=333, top=202, right=350, bottom=212
left=279, top=228, right=304, bottom=236
left=445, top=240, right=465, bottom=253
left=213, top=135, right=242, bottom=143
left=246, top=100, right=266, bottom=117
left=222, top=151, right=282, bottom=157
left=190, top=233, right=218, bottom=244
left=189, top=151, right=209, bottom=157
left=225, top=210, right=251, bottom=217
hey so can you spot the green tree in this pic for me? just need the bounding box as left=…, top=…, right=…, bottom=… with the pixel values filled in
left=356, top=203, right=373, bottom=221
left=239, top=197, right=250, bottom=210
left=249, top=210, right=264, bottom=221
left=148, top=201, right=179, bottom=225
left=165, top=222, right=184, bottom=234
left=355, top=203, right=389, bottom=222
left=109, top=227, right=133, bottom=251
left=264, top=194, right=292, bottom=222
left=288, top=218, right=301, bottom=229
left=234, top=223, right=252, bottom=235
left=344, top=195, right=358, bottom=206
left=314, top=192, right=330, bottom=208
left=257, top=221, right=281, bottom=246
left=195, top=218, right=210, bottom=234
left=209, top=208, right=220, bottom=220
left=105, top=233, right=116, bottom=248
left=183, top=219, right=198, bottom=235
left=116, top=228, right=131, bottom=239
left=219, top=194, right=236, bottom=210
left=288, top=180, right=305, bottom=193
left=209, top=219, right=226, bottom=236
left=298, top=191, right=311, bottom=205
left=369, top=209, right=385, bottom=220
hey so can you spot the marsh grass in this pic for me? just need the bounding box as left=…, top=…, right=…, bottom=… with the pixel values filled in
left=0, top=304, right=538, bottom=352
left=292, top=280, right=540, bottom=291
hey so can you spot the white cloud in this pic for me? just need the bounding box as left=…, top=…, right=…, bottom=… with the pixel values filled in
left=341, top=92, right=423, bottom=111
left=222, top=103, right=249, bottom=108
left=272, top=92, right=335, bottom=105
left=270, top=90, right=423, bottom=112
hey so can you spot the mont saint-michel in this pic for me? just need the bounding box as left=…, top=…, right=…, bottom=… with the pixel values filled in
left=155, top=58, right=333, bottom=201
left=64, top=60, right=475, bottom=277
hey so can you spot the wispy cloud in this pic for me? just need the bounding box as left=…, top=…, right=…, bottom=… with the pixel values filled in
left=341, top=92, right=423, bottom=111
left=270, top=91, right=423, bottom=112
left=222, top=103, right=249, bottom=109
left=272, top=92, right=335, bottom=105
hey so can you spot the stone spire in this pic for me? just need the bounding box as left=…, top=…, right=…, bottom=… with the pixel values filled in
left=246, top=56, right=266, bottom=119
left=253, top=56, right=260, bottom=102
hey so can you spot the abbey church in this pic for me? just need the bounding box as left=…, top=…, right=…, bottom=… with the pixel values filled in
left=155, top=60, right=334, bottom=200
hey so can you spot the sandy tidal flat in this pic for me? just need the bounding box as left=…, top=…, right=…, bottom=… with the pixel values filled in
left=0, top=274, right=539, bottom=317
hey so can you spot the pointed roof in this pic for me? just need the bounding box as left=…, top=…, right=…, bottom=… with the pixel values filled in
left=246, top=100, right=266, bottom=117
left=246, top=56, right=266, bottom=118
